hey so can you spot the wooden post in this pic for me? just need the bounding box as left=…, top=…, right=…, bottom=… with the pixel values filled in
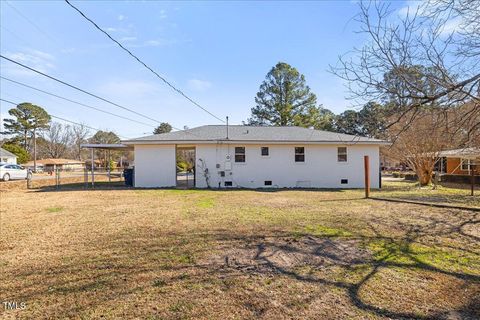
left=27, top=171, right=32, bottom=189
left=471, top=164, right=475, bottom=196
left=364, top=155, right=370, bottom=198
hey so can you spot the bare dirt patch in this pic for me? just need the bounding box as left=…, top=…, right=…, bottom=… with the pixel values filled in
left=202, top=236, right=372, bottom=274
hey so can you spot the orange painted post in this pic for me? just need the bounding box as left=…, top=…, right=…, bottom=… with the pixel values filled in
left=364, top=155, right=370, bottom=198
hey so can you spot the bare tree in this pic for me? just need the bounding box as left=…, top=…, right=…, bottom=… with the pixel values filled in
left=71, top=124, right=90, bottom=160
left=41, top=122, right=73, bottom=159
left=384, top=109, right=454, bottom=185
left=331, top=1, right=480, bottom=144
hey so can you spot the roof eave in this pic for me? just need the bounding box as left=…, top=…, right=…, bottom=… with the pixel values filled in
left=122, top=139, right=390, bottom=146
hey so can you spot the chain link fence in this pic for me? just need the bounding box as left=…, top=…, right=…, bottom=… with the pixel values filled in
left=20, top=167, right=128, bottom=190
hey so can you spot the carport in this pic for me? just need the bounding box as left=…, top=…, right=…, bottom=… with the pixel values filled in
left=80, top=143, right=134, bottom=187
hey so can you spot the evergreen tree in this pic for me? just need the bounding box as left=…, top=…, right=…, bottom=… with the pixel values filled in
left=153, top=122, right=173, bottom=134
left=249, top=62, right=320, bottom=127
left=3, top=103, right=51, bottom=171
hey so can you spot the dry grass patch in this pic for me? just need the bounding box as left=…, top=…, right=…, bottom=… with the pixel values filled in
left=0, top=182, right=479, bottom=319
left=376, top=180, right=480, bottom=208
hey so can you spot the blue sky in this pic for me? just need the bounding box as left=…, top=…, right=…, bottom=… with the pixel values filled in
left=1, top=1, right=409, bottom=138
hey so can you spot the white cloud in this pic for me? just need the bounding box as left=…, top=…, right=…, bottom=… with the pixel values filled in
left=61, top=47, right=76, bottom=54
left=159, top=9, right=167, bottom=19
left=99, top=80, right=158, bottom=97
left=145, top=39, right=162, bottom=46
left=120, top=36, right=137, bottom=42
left=118, top=14, right=125, bottom=21
left=440, top=16, right=462, bottom=35
left=187, top=79, right=212, bottom=92
left=125, top=38, right=187, bottom=48
left=105, top=27, right=117, bottom=32
left=3, top=49, right=55, bottom=76
left=398, top=0, right=423, bottom=18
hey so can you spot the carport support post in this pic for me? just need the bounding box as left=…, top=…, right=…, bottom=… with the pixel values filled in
left=107, top=150, right=111, bottom=183
left=364, top=155, right=370, bottom=198
left=56, top=168, right=60, bottom=189
left=84, top=166, right=88, bottom=189
left=91, top=148, right=95, bottom=188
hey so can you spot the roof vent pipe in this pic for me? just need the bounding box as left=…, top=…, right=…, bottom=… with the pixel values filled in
left=226, top=116, right=229, bottom=140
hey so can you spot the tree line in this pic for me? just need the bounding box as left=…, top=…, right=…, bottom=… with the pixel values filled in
left=247, top=60, right=478, bottom=186
left=1, top=102, right=123, bottom=171
left=245, top=0, right=480, bottom=186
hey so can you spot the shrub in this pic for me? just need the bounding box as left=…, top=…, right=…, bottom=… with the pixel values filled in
left=1, top=143, right=30, bottom=164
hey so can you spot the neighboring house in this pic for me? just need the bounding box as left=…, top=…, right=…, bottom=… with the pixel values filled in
left=24, top=158, right=85, bottom=172
left=0, top=147, right=18, bottom=164
left=122, top=125, right=388, bottom=189
left=85, top=159, right=102, bottom=169
left=436, top=147, right=480, bottom=175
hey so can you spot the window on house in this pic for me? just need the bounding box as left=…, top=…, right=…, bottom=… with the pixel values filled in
left=341, top=179, right=348, bottom=184
left=338, top=147, right=347, bottom=162
left=261, top=147, right=269, bottom=156
left=224, top=181, right=233, bottom=187
left=264, top=180, right=272, bottom=186
left=235, top=147, right=245, bottom=162
left=461, top=159, right=472, bottom=171
left=295, top=147, right=305, bottom=162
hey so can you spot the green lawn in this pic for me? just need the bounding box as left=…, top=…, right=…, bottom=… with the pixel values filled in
left=0, top=180, right=478, bottom=319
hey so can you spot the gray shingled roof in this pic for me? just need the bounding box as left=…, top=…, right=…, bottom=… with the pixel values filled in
left=123, top=125, right=387, bottom=144
left=0, top=147, right=18, bottom=158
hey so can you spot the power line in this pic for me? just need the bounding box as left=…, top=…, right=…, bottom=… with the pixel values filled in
left=1, top=54, right=162, bottom=124
left=0, top=98, right=129, bottom=139
left=0, top=56, right=209, bottom=139
left=64, top=0, right=225, bottom=124
left=4, top=1, right=59, bottom=45
left=1, top=76, right=155, bottom=128
left=0, top=67, right=205, bottom=139
left=0, top=25, right=30, bottom=46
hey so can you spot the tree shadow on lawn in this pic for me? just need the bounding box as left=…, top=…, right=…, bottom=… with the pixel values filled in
left=2, top=212, right=479, bottom=319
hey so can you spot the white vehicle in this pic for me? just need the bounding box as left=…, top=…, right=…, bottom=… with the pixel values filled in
left=0, top=163, right=32, bottom=181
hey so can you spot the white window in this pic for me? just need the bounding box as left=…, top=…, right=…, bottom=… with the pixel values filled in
left=461, top=159, right=472, bottom=171
left=235, top=147, right=245, bottom=163
left=338, top=147, right=347, bottom=162
left=295, top=147, right=305, bottom=162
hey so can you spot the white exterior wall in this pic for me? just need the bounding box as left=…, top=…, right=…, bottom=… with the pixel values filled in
left=134, top=145, right=176, bottom=187
left=1, top=156, right=17, bottom=164
left=195, top=143, right=380, bottom=189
